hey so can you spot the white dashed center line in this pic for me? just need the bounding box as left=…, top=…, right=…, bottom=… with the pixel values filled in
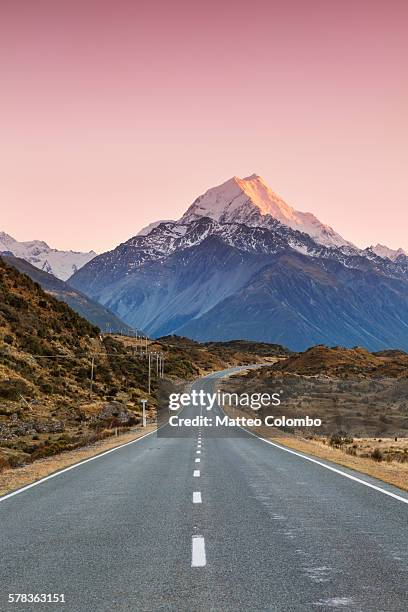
left=191, top=536, right=206, bottom=567
left=196, top=450, right=201, bottom=454
left=194, top=470, right=200, bottom=477
left=195, top=458, right=200, bottom=463
left=193, top=491, right=202, bottom=504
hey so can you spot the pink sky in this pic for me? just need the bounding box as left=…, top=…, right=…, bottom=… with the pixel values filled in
left=1, top=0, right=407, bottom=253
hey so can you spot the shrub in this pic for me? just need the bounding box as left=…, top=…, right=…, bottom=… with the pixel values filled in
left=371, top=448, right=383, bottom=462
left=0, top=378, right=31, bottom=401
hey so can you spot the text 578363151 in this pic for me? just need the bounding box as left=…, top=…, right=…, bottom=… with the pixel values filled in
left=8, top=594, right=65, bottom=604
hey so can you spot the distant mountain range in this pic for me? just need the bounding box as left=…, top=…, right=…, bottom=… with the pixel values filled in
left=68, top=174, right=408, bottom=351
left=1, top=255, right=133, bottom=334
left=2, top=175, right=407, bottom=350
left=0, top=231, right=96, bottom=280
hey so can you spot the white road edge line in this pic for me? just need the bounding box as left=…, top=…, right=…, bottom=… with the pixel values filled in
left=242, top=426, right=408, bottom=505
left=193, top=491, right=202, bottom=504
left=0, top=428, right=156, bottom=503
left=194, top=470, right=200, bottom=477
left=215, top=366, right=408, bottom=505
left=191, top=535, right=206, bottom=567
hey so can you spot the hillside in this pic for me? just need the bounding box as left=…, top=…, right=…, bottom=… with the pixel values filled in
left=269, top=345, right=408, bottom=378
left=0, top=259, right=157, bottom=469
left=222, top=345, right=408, bottom=439
left=2, top=255, right=134, bottom=333
left=0, top=260, right=276, bottom=471
left=175, top=250, right=408, bottom=350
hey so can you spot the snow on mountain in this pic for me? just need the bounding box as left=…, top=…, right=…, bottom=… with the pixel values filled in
left=68, top=172, right=408, bottom=350
left=370, top=243, right=407, bottom=261
left=0, top=231, right=96, bottom=280
left=180, top=174, right=350, bottom=248
left=137, top=220, right=175, bottom=236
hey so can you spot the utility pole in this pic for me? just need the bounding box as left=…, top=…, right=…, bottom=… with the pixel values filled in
left=90, top=355, right=95, bottom=395
left=156, top=352, right=159, bottom=376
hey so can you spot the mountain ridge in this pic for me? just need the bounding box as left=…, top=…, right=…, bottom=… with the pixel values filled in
left=179, top=174, right=350, bottom=248
left=0, top=231, right=96, bottom=280
left=1, top=255, right=133, bottom=333
left=66, top=173, right=408, bottom=350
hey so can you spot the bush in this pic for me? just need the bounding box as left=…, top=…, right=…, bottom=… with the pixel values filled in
left=371, top=448, right=383, bottom=462
left=0, top=378, right=31, bottom=401
left=328, top=431, right=353, bottom=447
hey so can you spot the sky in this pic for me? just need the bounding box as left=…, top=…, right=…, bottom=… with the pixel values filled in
left=0, top=0, right=407, bottom=253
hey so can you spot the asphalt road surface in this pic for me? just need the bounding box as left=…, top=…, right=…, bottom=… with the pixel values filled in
left=1, top=366, right=408, bottom=611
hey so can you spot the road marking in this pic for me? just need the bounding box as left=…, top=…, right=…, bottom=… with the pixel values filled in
left=191, top=536, right=206, bottom=567
left=195, top=458, right=200, bottom=463
left=0, top=428, right=157, bottom=503
left=196, top=450, right=201, bottom=454
left=193, top=491, right=202, bottom=504
left=242, top=427, right=408, bottom=506
left=194, top=470, right=200, bottom=477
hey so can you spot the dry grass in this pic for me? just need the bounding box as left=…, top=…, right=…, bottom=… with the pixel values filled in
left=273, top=435, right=408, bottom=492
left=223, top=405, right=408, bottom=492
left=0, top=423, right=156, bottom=497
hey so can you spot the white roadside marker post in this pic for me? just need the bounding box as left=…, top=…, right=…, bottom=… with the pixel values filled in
left=90, top=355, right=95, bottom=396
left=140, top=399, right=147, bottom=428
left=148, top=353, right=151, bottom=395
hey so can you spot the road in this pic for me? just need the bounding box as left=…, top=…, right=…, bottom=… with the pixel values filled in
left=1, top=366, right=408, bottom=611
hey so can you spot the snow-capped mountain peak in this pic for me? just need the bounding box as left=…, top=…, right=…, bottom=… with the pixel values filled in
left=137, top=219, right=175, bottom=236
left=0, top=232, right=96, bottom=280
left=0, top=231, right=17, bottom=247
left=180, top=174, right=350, bottom=248
left=370, top=243, right=407, bottom=261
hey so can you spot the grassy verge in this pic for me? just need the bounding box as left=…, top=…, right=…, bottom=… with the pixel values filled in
left=223, top=405, right=408, bottom=492
left=0, top=423, right=155, bottom=497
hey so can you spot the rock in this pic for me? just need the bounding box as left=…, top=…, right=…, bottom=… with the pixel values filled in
left=97, top=401, right=137, bottom=425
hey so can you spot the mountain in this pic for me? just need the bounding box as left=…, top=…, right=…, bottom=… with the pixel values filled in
left=68, top=215, right=325, bottom=295
left=0, top=231, right=96, bottom=280
left=174, top=250, right=408, bottom=350
left=370, top=243, right=407, bottom=261
left=180, top=174, right=350, bottom=248
left=1, top=255, right=134, bottom=334
left=137, top=220, right=175, bottom=236
left=69, top=174, right=408, bottom=351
